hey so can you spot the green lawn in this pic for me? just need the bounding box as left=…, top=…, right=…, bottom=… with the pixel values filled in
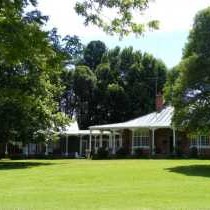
left=0, top=159, right=210, bottom=210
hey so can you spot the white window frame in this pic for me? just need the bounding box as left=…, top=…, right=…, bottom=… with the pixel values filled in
left=190, top=135, right=198, bottom=147
left=200, top=136, right=210, bottom=148
left=133, top=129, right=150, bottom=149
left=190, top=135, right=210, bottom=148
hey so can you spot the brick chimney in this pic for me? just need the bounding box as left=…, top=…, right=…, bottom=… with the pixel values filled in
left=156, top=93, right=164, bottom=112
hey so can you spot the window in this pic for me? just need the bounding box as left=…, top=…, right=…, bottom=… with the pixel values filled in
left=133, top=129, right=150, bottom=148
left=201, top=136, right=210, bottom=146
left=190, top=135, right=198, bottom=147
left=190, top=135, right=210, bottom=148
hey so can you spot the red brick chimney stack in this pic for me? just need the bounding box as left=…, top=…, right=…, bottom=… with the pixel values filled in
left=156, top=93, right=164, bottom=112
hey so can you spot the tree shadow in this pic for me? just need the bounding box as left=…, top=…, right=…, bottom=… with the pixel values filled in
left=0, top=161, right=53, bottom=170
left=166, top=165, right=210, bottom=178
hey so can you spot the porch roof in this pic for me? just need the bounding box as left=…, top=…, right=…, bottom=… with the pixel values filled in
left=64, top=130, right=111, bottom=136
left=61, top=121, right=111, bottom=136
left=89, top=106, right=174, bottom=130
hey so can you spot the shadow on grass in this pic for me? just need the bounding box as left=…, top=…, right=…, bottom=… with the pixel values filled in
left=0, top=161, right=53, bottom=170
left=166, top=164, right=210, bottom=178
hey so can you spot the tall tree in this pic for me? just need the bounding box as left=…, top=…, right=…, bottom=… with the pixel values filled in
left=49, top=29, right=84, bottom=117
left=83, top=40, right=107, bottom=70
left=73, top=65, right=96, bottom=129
left=0, top=0, right=68, bottom=144
left=168, top=7, right=210, bottom=135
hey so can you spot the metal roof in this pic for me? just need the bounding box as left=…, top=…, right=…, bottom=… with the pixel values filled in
left=61, top=121, right=111, bottom=136
left=89, top=106, right=174, bottom=130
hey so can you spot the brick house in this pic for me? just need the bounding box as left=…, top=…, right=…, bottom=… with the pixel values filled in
left=1, top=96, right=210, bottom=157
left=87, top=96, right=210, bottom=157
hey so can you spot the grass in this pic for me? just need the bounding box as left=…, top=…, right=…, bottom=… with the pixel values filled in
left=0, top=159, right=210, bottom=210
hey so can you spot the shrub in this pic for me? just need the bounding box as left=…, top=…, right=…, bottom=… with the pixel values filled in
left=134, top=148, right=144, bottom=157
left=190, top=147, right=198, bottom=158
left=116, top=147, right=129, bottom=158
left=93, top=147, right=109, bottom=159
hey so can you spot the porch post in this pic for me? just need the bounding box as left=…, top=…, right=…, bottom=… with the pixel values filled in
left=45, top=143, right=49, bottom=156
left=94, top=135, right=97, bottom=150
left=198, top=135, right=201, bottom=155
left=131, top=129, right=134, bottom=155
left=89, top=130, right=92, bottom=158
left=79, top=135, right=83, bottom=156
left=99, top=131, right=103, bottom=148
left=119, top=133, right=123, bottom=147
left=173, top=127, right=176, bottom=154
left=109, top=133, right=112, bottom=148
left=94, top=135, right=97, bottom=153
left=112, top=130, right=116, bottom=154
left=5, top=143, right=8, bottom=156
left=65, top=135, right=68, bottom=157
left=151, top=128, right=155, bottom=155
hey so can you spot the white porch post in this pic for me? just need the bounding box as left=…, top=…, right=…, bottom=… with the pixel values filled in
left=45, top=143, right=49, bottom=156
left=94, top=135, right=97, bottom=150
left=65, top=135, right=68, bottom=157
left=89, top=130, right=92, bottom=158
left=198, top=135, right=201, bottom=155
left=112, top=130, right=116, bottom=154
left=119, top=133, right=123, bottom=148
left=24, top=144, right=29, bottom=156
left=5, top=143, right=8, bottom=156
left=99, top=131, right=103, bottom=147
left=109, top=133, right=112, bottom=148
left=131, top=129, right=134, bottom=155
left=173, top=127, right=176, bottom=154
left=79, top=135, right=83, bottom=156
left=151, top=128, right=155, bottom=155
left=94, top=135, right=98, bottom=154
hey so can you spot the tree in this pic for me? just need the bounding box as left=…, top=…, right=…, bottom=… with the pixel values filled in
left=74, top=0, right=159, bottom=37
left=83, top=40, right=107, bottom=70
left=163, top=66, right=180, bottom=103
left=75, top=45, right=167, bottom=127
left=167, top=7, right=210, bottom=135
left=183, top=7, right=210, bottom=59
left=0, top=0, right=68, bottom=145
left=49, top=28, right=84, bottom=66
left=73, top=65, right=96, bottom=128
left=49, top=29, right=84, bottom=118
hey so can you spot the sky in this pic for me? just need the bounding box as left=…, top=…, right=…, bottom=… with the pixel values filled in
left=36, top=0, right=210, bottom=68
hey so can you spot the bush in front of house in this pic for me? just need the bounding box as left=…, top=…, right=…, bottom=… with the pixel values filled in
left=134, top=148, right=144, bottom=157
left=115, top=147, right=129, bottom=158
left=190, top=147, right=198, bottom=158
left=92, top=147, right=109, bottom=159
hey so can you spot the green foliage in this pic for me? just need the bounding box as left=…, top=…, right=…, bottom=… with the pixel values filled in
left=134, top=148, right=144, bottom=156
left=163, top=66, right=180, bottom=103
left=64, top=41, right=167, bottom=129
left=83, top=40, right=107, bottom=70
left=49, top=28, right=84, bottom=66
left=116, top=147, right=129, bottom=158
left=73, top=65, right=96, bottom=100
left=168, top=7, right=210, bottom=135
left=0, top=1, right=69, bottom=144
left=190, top=147, right=198, bottom=158
left=92, top=147, right=109, bottom=159
left=183, top=7, right=210, bottom=58
left=74, top=0, right=159, bottom=37
left=73, top=65, right=96, bottom=128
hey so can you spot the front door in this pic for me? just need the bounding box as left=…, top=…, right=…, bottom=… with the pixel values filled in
left=155, top=128, right=173, bottom=155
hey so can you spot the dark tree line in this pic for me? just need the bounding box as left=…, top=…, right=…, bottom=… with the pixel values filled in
left=61, top=40, right=168, bottom=129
